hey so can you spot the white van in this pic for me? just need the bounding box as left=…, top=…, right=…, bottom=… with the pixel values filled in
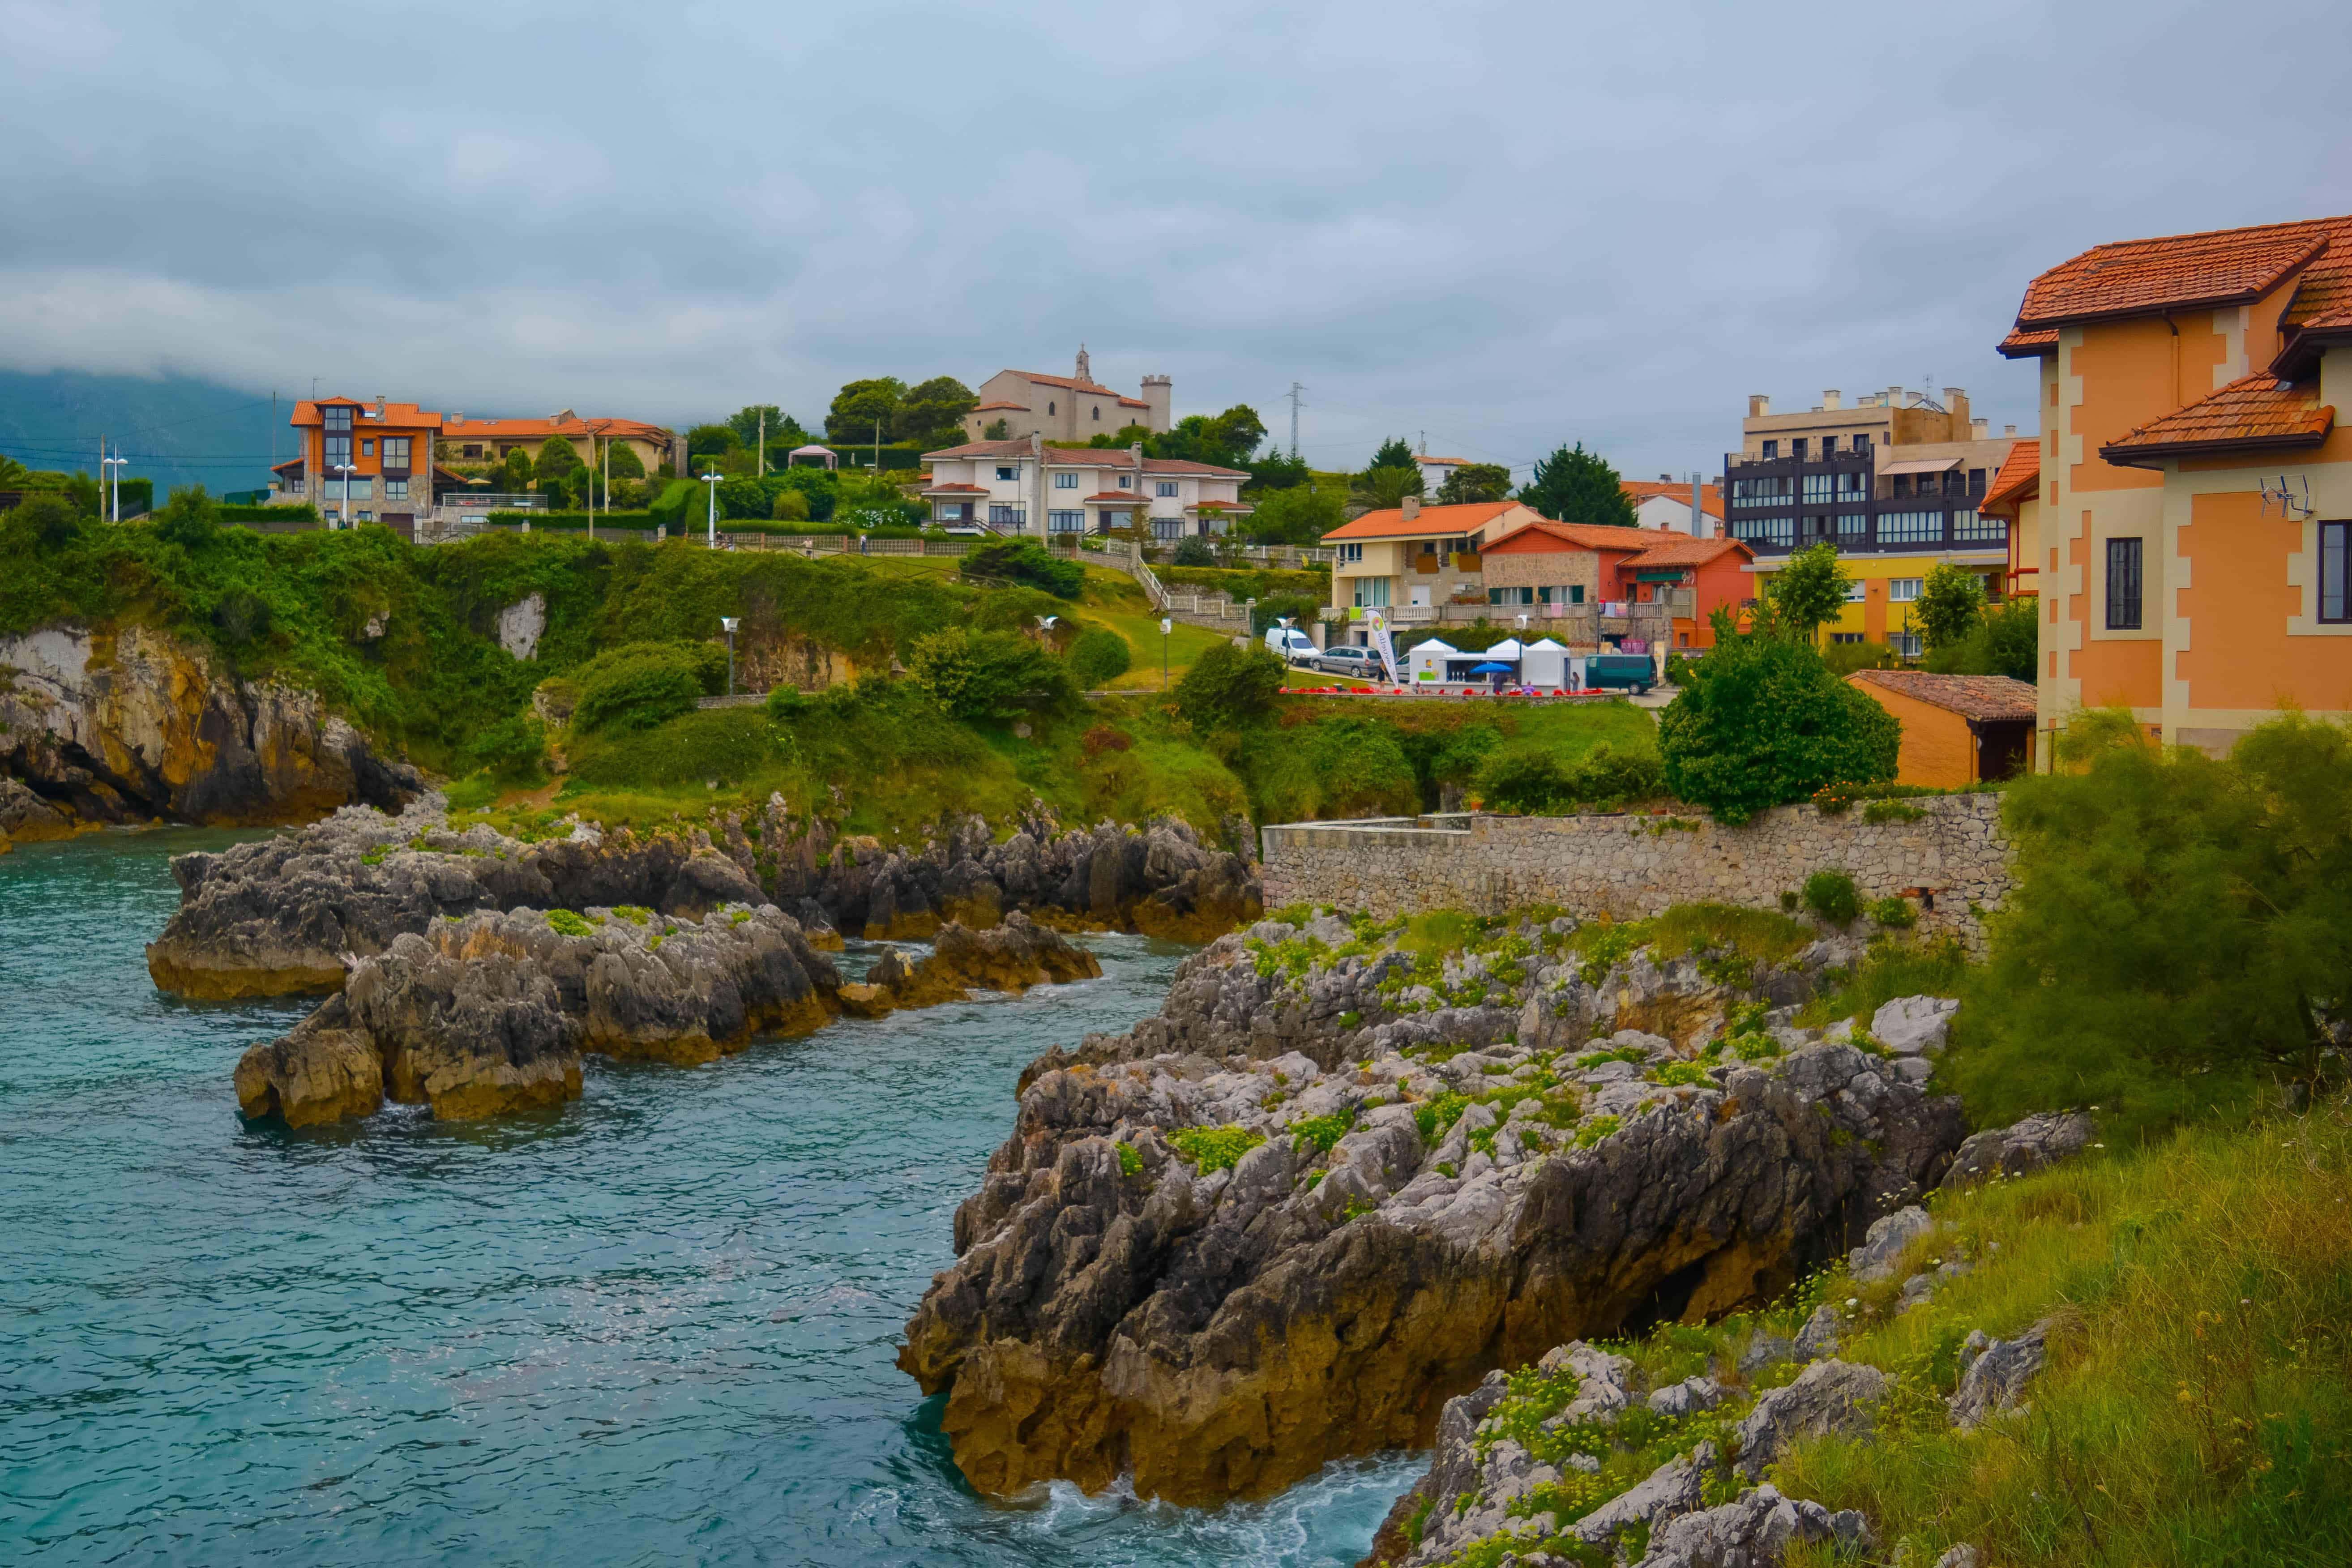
left=1263, top=626, right=1318, bottom=664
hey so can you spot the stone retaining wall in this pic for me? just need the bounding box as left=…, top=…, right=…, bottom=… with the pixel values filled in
left=1258, top=795, right=2013, bottom=948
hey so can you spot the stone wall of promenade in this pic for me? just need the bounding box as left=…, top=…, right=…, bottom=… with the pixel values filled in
left=1257, top=795, right=2014, bottom=948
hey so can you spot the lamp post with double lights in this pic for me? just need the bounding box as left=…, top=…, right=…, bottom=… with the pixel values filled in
left=331, top=463, right=357, bottom=528
left=701, top=470, right=723, bottom=547
left=101, top=455, right=128, bottom=522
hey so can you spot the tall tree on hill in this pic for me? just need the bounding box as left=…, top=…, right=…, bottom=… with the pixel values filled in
left=1150, top=405, right=1268, bottom=470
left=1436, top=462, right=1513, bottom=504
left=1352, top=436, right=1424, bottom=510
left=1521, top=442, right=1636, bottom=527
left=1368, top=436, right=1418, bottom=472
left=825, top=378, right=907, bottom=444
left=893, top=377, right=979, bottom=447
left=726, top=405, right=808, bottom=457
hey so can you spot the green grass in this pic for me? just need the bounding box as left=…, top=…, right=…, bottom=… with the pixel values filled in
left=1775, top=1103, right=2352, bottom=1568
left=1168, top=1124, right=1266, bottom=1174
left=1566, top=901, right=1816, bottom=986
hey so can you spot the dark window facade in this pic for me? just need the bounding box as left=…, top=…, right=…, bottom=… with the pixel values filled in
left=2322, top=521, right=2349, bottom=623
left=381, top=437, right=411, bottom=471
left=324, top=434, right=351, bottom=469
left=2106, top=537, right=2143, bottom=630
left=322, top=405, right=352, bottom=432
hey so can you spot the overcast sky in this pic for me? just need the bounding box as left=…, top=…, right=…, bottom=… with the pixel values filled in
left=3, top=0, right=2346, bottom=479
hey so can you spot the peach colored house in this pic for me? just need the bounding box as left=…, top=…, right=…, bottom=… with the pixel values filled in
left=1847, top=670, right=2039, bottom=787
left=1997, top=214, right=2352, bottom=757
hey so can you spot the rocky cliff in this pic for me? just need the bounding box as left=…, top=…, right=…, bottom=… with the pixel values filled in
left=898, top=914, right=1967, bottom=1506
left=0, top=625, right=422, bottom=840
left=150, top=795, right=1257, bottom=1000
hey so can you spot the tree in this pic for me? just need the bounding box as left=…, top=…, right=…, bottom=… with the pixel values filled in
left=982, top=418, right=1012, bottom=440
left=498, top=447, right=533, bottom=492
left=1655, top=610, right=1899, bottom=822
left=1174, top=641, right=1285, bottom=732
left=1368, top=436, right=1418, bottom=472
left=726, top=405, right=808, bottom=456
left=771, top=489, right=810, bottom=521
left=686, top=424, right=740, bottom=458
left=825, top=378, right=907, bottom=444
left=1915, top=562, right=1986, bottom=651
left=1172, top=534, right=1217, bottom=567
left=906, top=627, right=1075, bottom=722
left=1437, top=462, right=1513, bottom=504
left=1243, top=481, right=1345, bottom=547
left=1955, top=713, right=2352, bottom=1125
left=1352, top=465, right=1423, bottom=510
left=1927, top=596, right=2038, bottom=682
left=605, top=440, right=647, bottom=481
left=1149, top=406, right=1269, bottom=470
left=1067, top=627, right=1132, bottom=687
left=571, top=641, right=725, bottom=733
left=1244, top=447, right=1310, bottom=491
left=893, top=377, right=979, bottom=447
left=534, top=436, right=584, bottom=483
left=961, top=538, right=1082, bottom=598
left=11, top=491, right=82, bottom=549
left=152, top=485, right=222, bottom=551
left=1520, top=442, right=1636, bottom=527
left=1762, top=543, right=1854, bottom=643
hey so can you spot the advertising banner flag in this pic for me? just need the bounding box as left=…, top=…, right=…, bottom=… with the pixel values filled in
left=1368, top=611, right=1400, bottom=684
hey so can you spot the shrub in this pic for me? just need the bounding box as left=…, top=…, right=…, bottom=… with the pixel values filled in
left=1172, top=534, right=1217, bottom=567
left=1067, top=626, right=1132, bottom=687
left=1168, top=1123, right=1265, bottom=1174
left=10, top=491, right=82, bottom=549
left=1473, top=741, right=1664, bottom=813
left=1868, top=895, right=1916, bottom=928
left=211, top=587, right=272, bottom=644
left=546, top=909, right=596, bottom=937
left=153, top=485, right=223, bottom=551
left=904, top=626, right=1075, bottom=722
left=1657, top=616, right=1899, bottom=822
left=1802, top=870, right=1860, bottom=925
left=1925, top=596, right=2039, bottom=682
left=571, top=641, right=726, bottom=734
left=465, top=712, right=550, bottom=782
left=771, top=488, right=809, bottom=521
left=1173, top=641, right=1285, bottom=732
left=961, top=538, right=1082, bottom=598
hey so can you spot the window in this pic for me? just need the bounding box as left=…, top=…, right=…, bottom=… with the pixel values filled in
left=1890, top=631, right=1922, bottom=658
left=1889, top=578, right=1923, bottom=602
left=322, top=405, right=352, bottom=432
left=995, top=465, right=1018, bottom=481
left=1338, top=542, right=1364, bottom=563
left=2106, top=537, right=2143, bottom=629
left=381, top=437, right=410, bottom=470
left=1968, top=467, right=1985, bottom=491
left=384, top=479, right=409, bottom=500
left=1802, top=473, right=1837, bottom=504
left=324, top=434, right=351, bottom=469
left=1116, top=474, right=1131, bottom=488
left=1152, top=518, right=1181, bottom=540
left=989, top=504, right=1026, bottom=527
left=462, top=444, right=483, bottom=458
left=1952, top=509, right=2004, bottom=543
left=2322, top=521, right=2350, bottom=623
left=1876, top=511, right=1944, bottom=545
left=1852, top=433, right=1870, bottom=457
left=356, top=510, right=374, bottom=522
left=1155, top=480, right=1177, bottom=497
left=1047, top=509, right=1084, bottom=533
left=1730, top=476, right=1794, bottom=507
left=1835, top=471, right=1868, bottom=502
left=360, top=438, right=374, bottom=457
left=1732, top=515, right=1795, bottom=547
left=1891, top=474, right=1911, bottom=498
left=1048, top=402, right=1056, bottom=414
left=1091, top=406, right=1100, bottom=421
left=1053, top=472, right=1078, bottom=489
left=1843, top=580, right=1867, bottom=602
left=1760, top=440, right=1778, bottom=459
left=1837, top=513, right=1868, bottom=540
left=1354, top=577, right=1390, bottom=608
left=1488, top=586, right=1535, bottom=606
left=1099, top=508, right=1132, bottom=530
left=1830, top=632, right=1863, bottom=645
left=934, top=503, right=972, bottom=522
left=1820, top=436, right=1837, bottom=455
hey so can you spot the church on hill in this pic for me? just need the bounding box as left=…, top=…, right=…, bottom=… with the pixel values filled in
left=959, top=346, right=1172, bottom=443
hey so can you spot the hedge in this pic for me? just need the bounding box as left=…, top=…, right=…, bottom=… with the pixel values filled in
left=221, top=504, right=320, bottom=523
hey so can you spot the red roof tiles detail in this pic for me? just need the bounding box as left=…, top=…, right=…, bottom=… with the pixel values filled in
left=1620, top=480, right=1724, bottom=519
left=2012, top=218, right=2333, bottom=327
left=1621, top=534, right=1751, bottom=569
left=1321, top=500, right=1530, bottom=543
left=2099, top=373, right=2335, bottom=463
left=1478, top=517, right=1655, bottom=552
left=1980, top=439, right=2041, bottom=511
left=1852, top=669, right=2038, bottom=723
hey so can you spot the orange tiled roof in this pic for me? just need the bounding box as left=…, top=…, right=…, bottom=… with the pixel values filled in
left=1620, top=479, right=1724, bottom=519
left=290, top=397, right=444, bottom=430
left=1980, top=439, right=2041, bottom=511
left=1477, top=517, right=1653, bottom=553
left=1996, top=323, right=2061, bottom=358
left=918, top=437, right=1245, bottom=476
left=445, top=414, right=671, bottom=441
left=1011, top=371, right=1127, bottom=397
left=971, top=400, right=1031, bottom=412
left=1322, top=500, right=1529, bottom=543
left=1851, top=669, right=2038, bottom=723
left=1622, top=534, right=1751, bottom=568
left=2099, top=373, right=2335, bottom=465
left=1998, top=215, right=2352, bottom=357
left=925, top=483, right=987, bottom=493
left=1082, top=490, right=1143, bottom=501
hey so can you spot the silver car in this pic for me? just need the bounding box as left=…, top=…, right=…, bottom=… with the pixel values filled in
left=1315, top=646, right=1377, bottom=678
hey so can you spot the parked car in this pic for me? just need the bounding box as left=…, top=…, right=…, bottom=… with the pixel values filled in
left=1264, top=626, right=1318, bottom=664
left=1585, top=652, right=1656, bottom=694
left=1315, top=645, right=1379, bottom=679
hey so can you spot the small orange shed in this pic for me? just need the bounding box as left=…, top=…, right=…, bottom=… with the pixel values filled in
left=1847, top=670, right=2039, bottom=787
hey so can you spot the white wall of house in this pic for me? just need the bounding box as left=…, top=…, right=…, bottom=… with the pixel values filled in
left=1631, top=495, right=1708, bottom=533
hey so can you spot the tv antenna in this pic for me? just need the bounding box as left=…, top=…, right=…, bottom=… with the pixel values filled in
left=2259, top=474, right=2314, bottom=519
left=1287, top=381, right=1305, bottom=459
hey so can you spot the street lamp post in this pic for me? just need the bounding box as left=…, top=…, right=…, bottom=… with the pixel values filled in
left=101, top=455, right=128, bottom=522
left=701, top=470, right=723, bottom=547
left=720, top=616, right=739, bottom=696
left=331, top=463, right=357, bottom=528
left=1160, top=616, right=1172, bottom=691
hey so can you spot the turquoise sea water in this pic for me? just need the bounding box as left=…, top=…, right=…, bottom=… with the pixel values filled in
left=0, top=829, right=1418, bottom=1565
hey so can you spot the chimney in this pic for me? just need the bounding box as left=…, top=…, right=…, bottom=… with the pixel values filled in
left=1886, top=385, right=1903, bottom=406
left=1823, top=389, right=1842, bottom=411
left=1692, top=472, right=1707, bottom=538
left=1748, top=394, right=1770, bottom=418
left=2003, top=423, right=2017, bottom=438
left=374, top=395, right=386, bottom=417
left=1402, top=494, right=1421, bottom=521
left=1971, top=418, right=1989, bottom=440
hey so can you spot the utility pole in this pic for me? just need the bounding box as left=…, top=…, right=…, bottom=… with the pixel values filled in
left=872, top=418, right=881, bottom=474
left=1287, top=382, right=1305, bottom=460
left=758, top=409, right=766, bottom=478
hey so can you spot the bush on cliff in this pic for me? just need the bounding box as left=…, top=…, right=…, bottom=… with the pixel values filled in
left=1173, top=642, right=1284, bottom=733
left=1067, top=627, right=1132, bottom=687
left=960, top=538, right=1082, bottom=599
left=905, top=627, right=1076, bottom=723
left=1474, top=740, right=1664, bottom=813
left=1947, top=711, right=2352, bottom=1129
left=570, top=641, right=727, bottom=734
left=1657, top=613, right=1899, bottom=823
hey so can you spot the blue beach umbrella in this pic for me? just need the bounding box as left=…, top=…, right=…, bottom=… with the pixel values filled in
left=1469, top=661, right=1515, bottom=674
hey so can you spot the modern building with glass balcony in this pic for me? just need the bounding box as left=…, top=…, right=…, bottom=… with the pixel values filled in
left=1724, top=385, right=2034, bottom=651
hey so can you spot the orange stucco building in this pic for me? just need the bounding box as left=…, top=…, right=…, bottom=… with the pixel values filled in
left=1997, top=216, right=2352, bottom=756
left=1847, top=670, right=2038, bottom=787
left=283, top=397, right=445, bottom=535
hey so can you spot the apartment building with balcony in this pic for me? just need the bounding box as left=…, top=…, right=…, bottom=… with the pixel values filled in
left=1995, top=211, right=2352, bottom=756
left=1322, top=499, right=1538, bottom=622
left=1725, top=385, right=2026, bottom=652
left=919, top=434, right=1249, bottom=536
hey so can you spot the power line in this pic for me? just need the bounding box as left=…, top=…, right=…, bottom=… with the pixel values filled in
left=0, top=393, right=282, bottom=444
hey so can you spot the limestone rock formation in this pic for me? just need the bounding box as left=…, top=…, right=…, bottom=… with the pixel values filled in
left=1734, top=1359, right=1888, bottom=1479
left=901, top=918, right=1963, bottom=1505
left=1948, top=1319, right=2051, bottom=1428
left=1939, top=1111, right=2097, bottom=1192
left=150, top=797, right=1253, bottom=1000
left=234, top=902, right=841, bottom=1124
left=0, top=625, right=422, bottom=831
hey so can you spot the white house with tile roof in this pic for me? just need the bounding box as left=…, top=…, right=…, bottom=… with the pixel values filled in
left=921, top=433, right=1250, bottom=538
left=958, top=346, right=1172, bottom=443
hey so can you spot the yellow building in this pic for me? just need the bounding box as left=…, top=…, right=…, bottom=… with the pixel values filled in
left=1727, top=386, right=2029, bottom=650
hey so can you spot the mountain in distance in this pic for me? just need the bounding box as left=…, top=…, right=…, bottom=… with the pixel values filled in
left=0, top=370, right=307, bottom=500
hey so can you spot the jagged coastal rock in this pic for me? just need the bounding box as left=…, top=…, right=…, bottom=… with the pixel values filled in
left=839, top=913, right=1103, bottom=1015
left=150, top=797, right=1255, bottom=1000
left=234, top=902, right=842, bottom=1126
left=900, top=915, right=1967, bottom=1505
left=0, top=626, right=422, bottom=833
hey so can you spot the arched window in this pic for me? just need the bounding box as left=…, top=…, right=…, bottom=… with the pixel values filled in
left=1048, top=401, right=1056, bottom=414
left=1091, top=406, right=1100, bottom=420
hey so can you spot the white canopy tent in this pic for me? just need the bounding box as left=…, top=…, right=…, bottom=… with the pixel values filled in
left=1519, top=637, right=1568, bottom=688
left=1406, top=638, right=1458, bottom=684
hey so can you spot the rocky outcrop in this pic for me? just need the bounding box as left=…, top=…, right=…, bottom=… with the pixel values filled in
left=0, top=625, right=423, bottom=831
left=150, top=797, right=1255, bottom=1000
left=1948, top=1319, right=2051, bottom=1428
left=234, top=901, right=841, bottom=1125
left=846, top=914, right=1103, bottom=1014
left=900, top=916, right=1964, bottom=1505
left=1939, top=1111, right=2097, bottom=1192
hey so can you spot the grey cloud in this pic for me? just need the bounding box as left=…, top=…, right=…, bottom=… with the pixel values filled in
left=1, top=0, right=2346, bottom=479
